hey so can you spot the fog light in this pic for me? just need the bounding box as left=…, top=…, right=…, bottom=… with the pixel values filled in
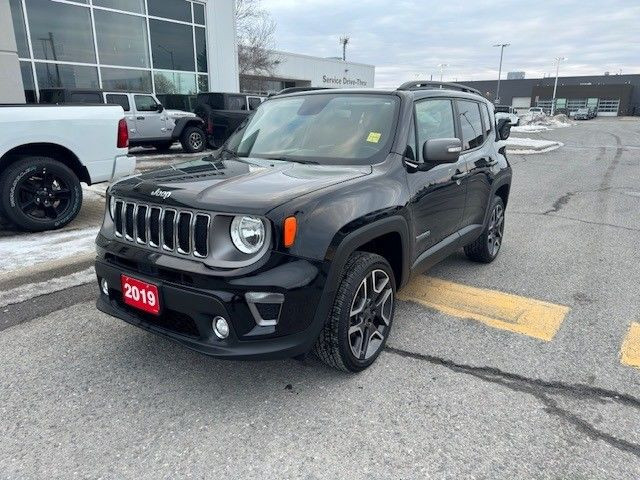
left=213, top=316, right=229, bottom=339
left=100, top=278, right=109, bottom=296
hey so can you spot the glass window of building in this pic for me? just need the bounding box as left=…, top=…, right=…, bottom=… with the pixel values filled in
left=195, top=27, right=207, bottom=73
left=94, top=10, right=150, bottom=68
left=149, top=20, right=195, bottom=71
left=193, top=3, right=205, bottom=25
left=198, top=75, right=209, bottom=93
left=20, top=61, right=36, bottom=103
left=35, top=63, right=99, bottom=89
left=154, top=71, right=197, bottom=94
left=9, top=0, right=30, bottom=58
left=147, top=0, right=191, bottom=22
left=26, top=0, right=96, bottom=64
left=92, top=0, right=145, bottom=14
left=101, top=67, right=152, bottom=92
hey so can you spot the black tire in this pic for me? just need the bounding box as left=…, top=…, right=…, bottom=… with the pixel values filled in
left=153, top=141, right=174, bottom=152
left=314, top=251, right=396, bottom=373
left=180, top=126, right=206, bottom=153
left=464, top=195, right=505, bottom=263
left=500, top=122, right=511, bottom=140
left=0, top=157, right=82, bottom=232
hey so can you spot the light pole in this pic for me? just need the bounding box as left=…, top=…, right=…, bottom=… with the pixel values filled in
left=437, top=63, right=448, bottom=82
left=551, top=56, right=567, bottom=115
left=493, top=43, right=509, bottom=104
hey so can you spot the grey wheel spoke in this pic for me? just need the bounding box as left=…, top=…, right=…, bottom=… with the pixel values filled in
left=377, top=288, right=393, bottom=325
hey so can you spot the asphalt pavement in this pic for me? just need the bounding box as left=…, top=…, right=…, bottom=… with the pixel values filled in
left=1, top=117, right=639, bottom=479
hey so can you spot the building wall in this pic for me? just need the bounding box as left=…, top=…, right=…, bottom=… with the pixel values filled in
left=241, top=50, right=375, bottom=94
left=0, top=0, right=25, bottom=103
left=5, top=0, right=238, bottom=102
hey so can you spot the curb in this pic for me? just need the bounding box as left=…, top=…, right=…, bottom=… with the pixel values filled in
left=0, top=251, right=95, bottom=292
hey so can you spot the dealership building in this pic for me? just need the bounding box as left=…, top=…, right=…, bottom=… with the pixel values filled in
left=462, top=74, right=640, bottom=116
left=0, top=0, right=375, bottom=104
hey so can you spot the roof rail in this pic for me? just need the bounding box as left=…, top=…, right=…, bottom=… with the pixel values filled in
left=397, top=80, right=482, bottom=96
left=269, top=86, right=331, bottom=97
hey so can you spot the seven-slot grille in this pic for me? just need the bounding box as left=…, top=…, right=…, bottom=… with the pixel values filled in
left=113, top=199, right=210, bottom=258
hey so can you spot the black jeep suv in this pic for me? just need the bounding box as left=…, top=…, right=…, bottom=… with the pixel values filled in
left=95, top=81, right=512, bottom=372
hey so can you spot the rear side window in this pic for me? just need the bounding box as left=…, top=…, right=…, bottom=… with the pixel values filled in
left=134, top=95, right=158, bottom=112
left=480, top=103, right=492, bottom=137
left=248, top=97, right=262, bottom=111
left=457, top=100, right=484, bottom=150
left=227, top=95, right=247, bottom=111
left=69, top=93, right=103, bottom=103
left=106, top=93, right=130, bottom=112
left=414, top=99, right=455, bottom=161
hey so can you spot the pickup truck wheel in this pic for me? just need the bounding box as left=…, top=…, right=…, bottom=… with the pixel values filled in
left=180, top=126, right=206, bottom=153
left=464, top=196, right=505, bottom=263
left=0, top=157, right=82, bottom=232
left=314, top=252, right=395, bottom=372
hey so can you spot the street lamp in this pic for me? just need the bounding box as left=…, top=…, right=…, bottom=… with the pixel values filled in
left=551, top=56, right=567, bottom=116
left=493, top=43, right=510, bottom=104
left=437, top=63, right=448, bottom=82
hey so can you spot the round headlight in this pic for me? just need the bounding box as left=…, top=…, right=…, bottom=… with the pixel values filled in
left=230, top=216, right=265, bottom=254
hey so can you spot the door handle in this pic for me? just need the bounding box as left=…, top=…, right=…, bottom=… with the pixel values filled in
left=137, top=116, right=145, bottom=120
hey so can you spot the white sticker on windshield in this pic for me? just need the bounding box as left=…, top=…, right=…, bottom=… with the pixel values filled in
left=367, top=132, right=382, bottom=143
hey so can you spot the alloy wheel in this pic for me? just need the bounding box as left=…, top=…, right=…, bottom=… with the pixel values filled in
left=189, top=132, right=203, bottom=150
left=487, top=203, right=504, bottom=257
left=16, top=167, right=72, bottom=221
left=348, top=269, right=394, bottom=360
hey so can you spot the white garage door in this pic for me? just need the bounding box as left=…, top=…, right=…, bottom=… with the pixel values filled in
left=512, top=97, right=531, bottom=114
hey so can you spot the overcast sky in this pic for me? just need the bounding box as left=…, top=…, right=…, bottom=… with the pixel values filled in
left=261, top=0, right=640, bottom=88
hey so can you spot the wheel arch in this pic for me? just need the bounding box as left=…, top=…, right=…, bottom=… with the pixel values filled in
left=0, top=143, right=90, bottom=184
left=172, top=117, right=205, bottom=139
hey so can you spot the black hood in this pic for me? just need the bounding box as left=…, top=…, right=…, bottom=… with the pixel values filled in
left=109, top=157, right=371, bottom=215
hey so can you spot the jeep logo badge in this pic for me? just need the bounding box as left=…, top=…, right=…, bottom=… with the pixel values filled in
left=150, top=188, right=172, bottom=200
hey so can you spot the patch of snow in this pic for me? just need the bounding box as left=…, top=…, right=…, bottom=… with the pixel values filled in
left=83, top=184, right=108, bottom=201
left=511, top=125, right=552, bottom=134
left=0, top=226, right=98, bottom=273
left=506, top=137, right=562, bottom=148
left=518, top=113, right=574, bottom=129
left=0, top=267, right=95, bottom=307
left=508, top=145, right=563, bottom=155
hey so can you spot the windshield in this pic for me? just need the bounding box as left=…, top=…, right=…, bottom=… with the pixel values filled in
left=225, top=93, right=400, bottom=165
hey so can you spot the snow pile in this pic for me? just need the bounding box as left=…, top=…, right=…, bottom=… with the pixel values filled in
left=518, top=113, right=574, bottom=129
left=0, top=226, right=98, bottom=272
left=503, top=137, right=563, bottom=155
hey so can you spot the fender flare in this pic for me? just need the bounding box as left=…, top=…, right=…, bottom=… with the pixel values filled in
left=481, top=175, right=512, bottom=227
left=172, top=117, right=205, bottom=139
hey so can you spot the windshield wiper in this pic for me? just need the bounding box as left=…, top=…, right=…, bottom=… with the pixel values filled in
left=261, top=156, right=318, bottom=165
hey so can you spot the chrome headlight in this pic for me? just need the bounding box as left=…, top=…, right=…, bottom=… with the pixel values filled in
left=230, top=216, right=265, bottom=254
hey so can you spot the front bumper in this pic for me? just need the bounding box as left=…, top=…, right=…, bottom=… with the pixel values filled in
left=94, top=237, right=334, bottom=360
left=111, top=155, right=137, bottom=181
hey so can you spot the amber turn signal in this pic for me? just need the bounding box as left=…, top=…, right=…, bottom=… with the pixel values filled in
left=283, top=216, right=297, bottom=248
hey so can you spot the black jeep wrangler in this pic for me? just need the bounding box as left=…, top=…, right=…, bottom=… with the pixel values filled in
left=95, top=81, right=512, bottom=372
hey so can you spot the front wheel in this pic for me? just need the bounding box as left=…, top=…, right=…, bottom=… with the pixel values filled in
left=314, top=252, right=396, bottom=372
left=180, top=126, right=206, bottom=153
left=0, top=157, right=82, bottom=232
left=464, top=196, right=505, bottom=263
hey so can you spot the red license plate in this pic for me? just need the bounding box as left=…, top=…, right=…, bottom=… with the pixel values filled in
left=121, top=274, right=160, bottom=315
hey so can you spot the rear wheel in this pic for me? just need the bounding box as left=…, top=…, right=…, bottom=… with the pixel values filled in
left=180, top=126, right=206, bottom=153
left=464, top=196, right=505, bottom=263
left=314, top=252, right=395, bottom=372
left=0, top=157, right=82, bottom=232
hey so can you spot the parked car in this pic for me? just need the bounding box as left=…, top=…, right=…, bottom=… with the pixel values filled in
left=95, top=81, right=512, bottom=372
left=588, top=107, right=597, bottom=119
left=0, top=104, right=134, bottom=231
left=194, top=92, right=266, bottom=148
left=528, top=107, right=546, bottom=115
left=574, top=107, right=590, bottom=120
left=494, top=105, right=520, bottom=126
left=39, top=88, right=206, bottom=153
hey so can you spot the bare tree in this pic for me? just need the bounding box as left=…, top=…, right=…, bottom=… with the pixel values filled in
left=235, top=0, right=279, bottom=78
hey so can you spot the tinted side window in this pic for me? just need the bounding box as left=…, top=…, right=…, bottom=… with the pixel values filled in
left=70, top=93, right=103, bottom=103
left=457, top=100, right=484, bottom=150
left=404, top=115, right=417, bottom=161
left=415, top=99, right=455, bottom=161
left=248, top=97, right=262, bottom=111
left=481, top=103, right=492, bottom=137
left=134, top=95, right=158, bottom=112
left=227, top=95, right=247, bottom=111
left=106, top=93, right=130, bottom=112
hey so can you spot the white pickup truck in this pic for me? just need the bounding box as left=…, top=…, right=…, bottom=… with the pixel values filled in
left=0, top=104, right=135, bottom=232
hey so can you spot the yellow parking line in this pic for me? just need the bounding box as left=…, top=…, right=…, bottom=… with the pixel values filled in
left=621, top=323, right=640, bottom=369
left=397, top=276, right=570, bottom=341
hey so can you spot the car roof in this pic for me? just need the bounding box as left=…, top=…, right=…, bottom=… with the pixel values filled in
left=272, top=87, right=490, bottom=104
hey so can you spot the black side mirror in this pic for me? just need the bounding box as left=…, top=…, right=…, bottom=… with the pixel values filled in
left=156, top=103, right=164, bottom=113
left=422, top=138, right=462, bottom=165
left=497, top=118, right=511, bottom=140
